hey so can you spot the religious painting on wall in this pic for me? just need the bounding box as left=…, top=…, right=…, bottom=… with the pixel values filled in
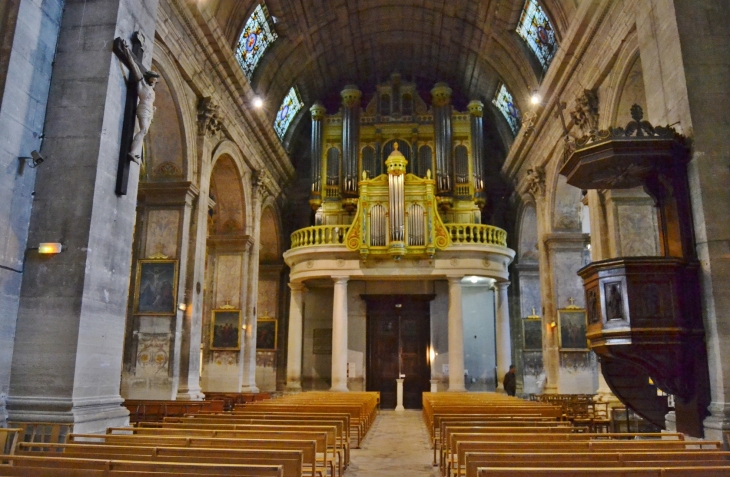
left=522, top=319, right=543, bottom=350
left=558, top=308, right=588, bottom=351
left=210, top=308, right=242, bottom=350
left=134, top=259, right=178, bottom=315
left=256, top=317, right=277, bottom=351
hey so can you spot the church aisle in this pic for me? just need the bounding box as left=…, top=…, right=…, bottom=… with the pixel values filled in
left=346, top=409, right=439, bottom=476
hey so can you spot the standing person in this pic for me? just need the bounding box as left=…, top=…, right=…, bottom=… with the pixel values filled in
left=503, top=364, right=517, bottom=397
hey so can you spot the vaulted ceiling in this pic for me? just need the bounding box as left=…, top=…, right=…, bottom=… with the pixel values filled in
left=204, top=0, right=577, bottom=145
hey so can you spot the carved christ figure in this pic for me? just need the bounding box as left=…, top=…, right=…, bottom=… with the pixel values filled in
left=115, top=38, right=160, bottom=164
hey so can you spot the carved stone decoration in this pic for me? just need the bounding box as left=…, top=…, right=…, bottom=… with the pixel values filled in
left=252, top=169, right=272, bottom=201
left=197, top=96, right=222, bottom=136
left=570, top=89, right=599, bottom=136
left=525, top=166, right=546, bottom=198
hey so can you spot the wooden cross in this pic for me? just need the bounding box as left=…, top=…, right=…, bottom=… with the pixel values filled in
left=113, top=32, right=147, bottom=196
left=568, top=297, right=575, bottom=306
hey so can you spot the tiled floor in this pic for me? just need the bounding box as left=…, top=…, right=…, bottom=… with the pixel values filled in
left=346, top=410, right=440, bottom=476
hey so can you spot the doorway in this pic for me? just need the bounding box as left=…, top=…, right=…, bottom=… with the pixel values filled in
left=365, top=295, right=432, bottom=409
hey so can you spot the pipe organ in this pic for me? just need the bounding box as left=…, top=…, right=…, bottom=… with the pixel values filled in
left=310, top=73, right=489, bottom=258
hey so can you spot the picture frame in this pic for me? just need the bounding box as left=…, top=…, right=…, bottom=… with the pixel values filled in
left=134, top=259, right=178, bottom=315
left=558, top=308, right=588, bottom=351
left=256, top=317, right=278, bottom=351
left=522, top=318, right=543, bottom=350
left=210, top=308, right=242, bottom=350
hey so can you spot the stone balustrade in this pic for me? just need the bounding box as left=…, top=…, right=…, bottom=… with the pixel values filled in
left=290, top=225, right=347, bottom=249
left=446, top=223, right=507, bottom=247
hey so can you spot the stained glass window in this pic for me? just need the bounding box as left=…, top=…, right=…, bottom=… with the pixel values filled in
left=492, top=83, right=521, bottom=135
left=274, top=87, right=304, bottom=139
left=516, top=0, right=557, bottom=71
left=235, top=4, right=278, bottom=79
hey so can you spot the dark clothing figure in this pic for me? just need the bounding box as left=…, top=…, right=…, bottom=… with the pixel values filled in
left=503, top=367, right=517, bottom=397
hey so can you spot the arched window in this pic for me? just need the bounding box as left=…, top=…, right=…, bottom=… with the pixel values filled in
left=492, top=83, right=521, bottom=135
left=273, top=86, right=304, bottom=139
left=516, top=0, right=558, bottom=72
left=402, top=94, right=413, bottom=116
left=380, top=94, right=391, bottom=116
left=234, top=3, right=278, bottom=79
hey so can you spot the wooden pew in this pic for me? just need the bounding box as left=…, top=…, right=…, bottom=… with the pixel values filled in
left=450, top=440, right=723, bottom=477
left=476, top=466, right=730, bottom=476
left=4, top=454, right=283, bottom=476
left=464, top=451, right=730, bottom=477
left=69, top=433, right=327, bottom=477
left=150, top=416, right=350, bottom=469
left=0, top=428, right=21, bottom=456
left=108, top=425, right=341, bottom=477
left=123, top=400, right=225, bottom=423
left=17, top=442, right=303, bottom=477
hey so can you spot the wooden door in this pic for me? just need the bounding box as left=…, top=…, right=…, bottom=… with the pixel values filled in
left=366, top=295, right=432, bottom=409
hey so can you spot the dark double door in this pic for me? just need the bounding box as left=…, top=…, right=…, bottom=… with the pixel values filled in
left=365, top=295, right=432, bottom=409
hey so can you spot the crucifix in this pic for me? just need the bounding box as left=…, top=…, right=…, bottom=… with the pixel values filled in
left=112, top=32, right=160, bottom=195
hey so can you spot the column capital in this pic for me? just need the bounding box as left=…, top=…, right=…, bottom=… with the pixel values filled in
left=289, top=282, right=307, bottom=292
left=332, top=276, right=349, bottom=285
left=496, top=281, right=510, bottom=290
left=446, top=276, right=463, bottom=285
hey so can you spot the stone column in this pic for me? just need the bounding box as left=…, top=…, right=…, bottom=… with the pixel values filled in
left=176, top=103, right=219, bottom=400
left=286, top=282, right=306, bottom=391
left=6, top=0, right=160, bottom=433
left=331, top=276, right=349, bottom=392
left=241, top=172, right=269, bottom=393
left=495, top=282, right=512, bottom=390
left=447, top=277, right=466, bottom=392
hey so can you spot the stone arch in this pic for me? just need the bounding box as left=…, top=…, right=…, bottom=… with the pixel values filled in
left=259, top=199, right=282, bottom=263
left=210, top=140, right=252, bottom=232
left=517, top=203, right=539, bottom=263
left=145, top=42, right=197, bottom=182
left=209, top=153, right=247, bottom=235
left=603, top=29, right=647, bottom=128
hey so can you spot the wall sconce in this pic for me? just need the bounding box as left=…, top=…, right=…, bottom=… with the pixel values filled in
left=178, top=303, right=187, bottom=311
left=242, top=324, right=247, bottom=330
left=549, top=321, right=557, bottom=330
left=38, top=242, right=62, bottom=254
left=19, top=150, right=44, bottom=169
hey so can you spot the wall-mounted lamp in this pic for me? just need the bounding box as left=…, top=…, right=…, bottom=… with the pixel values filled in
left=178, top=303, right=187, bottom=311
left=242, top=324, right=247, bottom=330
left=252, top=96, right=264, bottom=109
left=19, top=150, right=44, bottom=169
left=530, top=92, right=542, bottom=105
left=38, top=242, right=62, bottom=254
left=549, top=321, right=557, bottom=330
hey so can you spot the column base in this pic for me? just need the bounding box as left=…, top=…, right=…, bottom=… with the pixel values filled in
left=6, top=395, right=130, bottom=433
left=175, top=389, right=205, bottom=401
left=240, top=385, right=260, bottom=393
left=285, top=383, right=302, bottom=393
left=330, top=385, right=349, bottom=392
left=703, top=402, right=730, bottom=441
left=430, top=379, right=439, bottom=393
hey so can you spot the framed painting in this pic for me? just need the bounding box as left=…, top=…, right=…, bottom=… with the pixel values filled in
left=134, top=259, right=178, bottom=315
left=558, top=308, right=588, bottom=351
left=210, top=308, right=242, bottom=350
left=256, top=317, right=278, bottom=351
left=522, top=319, right=542, bottom=350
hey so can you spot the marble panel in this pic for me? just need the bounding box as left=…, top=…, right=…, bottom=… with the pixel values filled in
left=618, top=204, right=659, bottom=256
left=144, top=209, right=180, bottom=259
left=214, top=254, right=242, bottom=308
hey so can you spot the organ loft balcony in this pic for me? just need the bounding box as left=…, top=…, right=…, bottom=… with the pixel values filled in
left=285, top=75, right=514, bottom=281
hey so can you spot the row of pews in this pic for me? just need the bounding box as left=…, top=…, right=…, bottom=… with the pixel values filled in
left=423, top=392, right=730, bottom=477
left=0, top=391, right=379, bottom=476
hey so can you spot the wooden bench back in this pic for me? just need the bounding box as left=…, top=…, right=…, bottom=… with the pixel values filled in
left=476, top=466, right=730, bottom=476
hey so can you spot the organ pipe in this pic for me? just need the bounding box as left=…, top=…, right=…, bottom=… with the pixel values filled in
left=341, top=85, right=361, bottom=196
left=468, top=100, right=485, bottom=192
left=432, top=83, right=453, bottom=194
left=310, top=103, right=326, bottom=207
left=385, top=143, right=407, bottom=245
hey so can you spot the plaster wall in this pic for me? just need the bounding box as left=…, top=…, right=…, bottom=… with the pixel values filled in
left=462, top=284, right=496, bottom=391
